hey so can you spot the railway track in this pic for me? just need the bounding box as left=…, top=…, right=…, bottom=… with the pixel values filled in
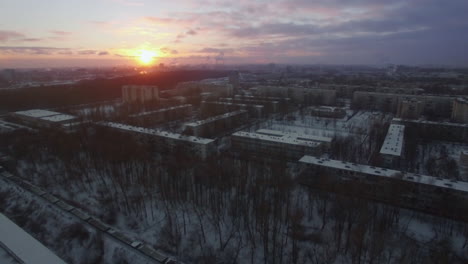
left=0, top=166, right=182, bottom=264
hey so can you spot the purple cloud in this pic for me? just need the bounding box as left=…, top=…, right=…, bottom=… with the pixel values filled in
left=186, top=29, right=197, bottom=35
left=198, top=47, right=233, bottom=53
left=20, top=38, right=42, bottom=42
left=0, top=46, right=70, bottom=55
left=50, top=30, right=72, bottom=36
left=0, top=30, right=25, bottom=42
left=77, top=50, right=97, bottom=55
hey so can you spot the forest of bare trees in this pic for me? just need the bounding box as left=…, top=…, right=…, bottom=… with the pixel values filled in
left=1, top=123, right=467, bottom=264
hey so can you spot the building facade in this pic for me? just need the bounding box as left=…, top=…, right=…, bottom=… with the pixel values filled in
left=10, top=109, right=79, bottom=130
left=299, top=156, right=468, bottom=222
left=451, top=97, right=468, bottom=123
left=309, top=106, right=347, bottom=119
left=396, top=98, right=424, bottom=119
left=219, top=97, right=279, bottom=113
left=98, top=122, right=216, bottom=160
left=122, top=85, right=159, bottom=103
left=353, top=92, right=454, bottom=117
left=255, top=86, right=336, bottom=105
left=164, top=81, right=234, bottom=98
left=201, top=101, right=264, bottom=118
left=128, top=104, right=192, bottom=126
left=392, top=118, right=468, bottom=143
left=232, top=129, right=331, bottom=160
left=184, top=110, right=248, bottom=138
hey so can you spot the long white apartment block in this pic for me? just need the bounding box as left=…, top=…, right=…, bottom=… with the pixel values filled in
left=129, top=104, right=192, bottom=125
left=184, top=110, right=248, bottom=137
left=99, top=122, right=216, bottom=160
left=256, top=129, right=332, bottom=145
left=232, top=129, right=330, bottom=159
left=379, top=124, right=405, bottom=167
left=201, top=101, right=264, bottom=118
left=219, top=97, right=279, bottom=113
left=299, top=155, right=468, bottom=221
left=11, top=109, right=79, bottom=129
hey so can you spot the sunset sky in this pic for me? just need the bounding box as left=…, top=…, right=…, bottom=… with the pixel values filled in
left=1, top=0, right=467, bottom=68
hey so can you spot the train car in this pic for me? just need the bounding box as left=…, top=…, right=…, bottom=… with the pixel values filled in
left=138, top=244, right=168, bottom=263
left=87, top=218, right=110, bottom=232
left=56, top=201, right=75, bottom=212
left=29, top=185, right=46, bottom=196
left=0, top=171, right=13, bottom=178
left=42, top=193, right=60, bottom=204
left=131, top=241, right=143, bottom=249
left=18, top=181, right=33, bottom=191
left=107, top=229, right=133, bottom=245
left=8, top=176, right=22, bottom=184
left=164, top=258, right=182, bottom=264
left=70, top=208, right=91, bottom=221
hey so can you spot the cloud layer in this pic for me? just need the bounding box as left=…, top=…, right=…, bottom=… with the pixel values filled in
left=1, top=0, right=468, bottom=66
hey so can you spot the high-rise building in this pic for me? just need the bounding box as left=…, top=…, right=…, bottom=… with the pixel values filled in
left=122, top=85, right=159, bottom=103
left=451, top=97, right=468, bottom=123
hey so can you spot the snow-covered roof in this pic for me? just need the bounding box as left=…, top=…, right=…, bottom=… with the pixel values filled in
left=0, top=213, right=66, bottom=264
left=234, top=95, right=289, bottom=101
left=232, top=131, right=322, bottom=147
left=185, top=110, right=247, bottom=127
left=256, top=129, right=333, bottom=143
left=100, top=122, right=215, bottom=145
left=204, top=101, right=264, bottom=109
left=221, top=97, right=279, bottom=104
left=40, top=114, right=77, bottom=123
left=380, top=124, right=405, bottom=157
left=299, top=156, right=468, bottom=193
left=129, top=104, right=192, bottom=118
left=14, top=109, right=60, bottom=118
left=392, top=118, right=468, bottom=128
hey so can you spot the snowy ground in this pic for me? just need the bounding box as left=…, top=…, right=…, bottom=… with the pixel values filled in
left=414, top=141, right=468, bottom=180
left=0, top=177, right=162, bottom=264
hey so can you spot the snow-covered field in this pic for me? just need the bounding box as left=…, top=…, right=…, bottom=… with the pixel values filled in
left=1, top=107, right=467, bottom=263
left=413, top=141, right=468, bottom=181
left=0, top=177, right=162, bottom=264
left=9, top=153, right=468, bottom=264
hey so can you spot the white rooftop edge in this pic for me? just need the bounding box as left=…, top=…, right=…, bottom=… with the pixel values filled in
left=256, top=129, right=333, bottom=143
left=14, top=109, right=77, bottom=123
left=392, top=118, right=468, bottom=127
left=185, top=110, right=247, bottom=127
left=14, top=109, right=61, bottom=118
left=129, top=104, right=192, bottom=118
left=232, top=130, right=324, bottom=147
left=99, top=122, right=215, bottom=144
left=0, top=213, right=67, bottom=264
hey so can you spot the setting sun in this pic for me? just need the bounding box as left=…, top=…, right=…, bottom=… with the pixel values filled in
left=138, top=50, right=157, bottom=65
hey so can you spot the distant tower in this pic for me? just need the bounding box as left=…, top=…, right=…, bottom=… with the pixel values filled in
left=0, top=69, right=16, bottom=82
left=452, top=97, right=468, bottom=123
left=122, top=85, right=159, bottom=103
left=229, top=71, right=240, bottom=90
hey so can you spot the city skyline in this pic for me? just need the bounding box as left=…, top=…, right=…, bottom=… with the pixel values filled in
left=1, top=0, right=468, bottom=68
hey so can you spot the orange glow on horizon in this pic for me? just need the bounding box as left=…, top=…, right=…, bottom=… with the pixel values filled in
left=137, top=49, right=157, bottom=65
